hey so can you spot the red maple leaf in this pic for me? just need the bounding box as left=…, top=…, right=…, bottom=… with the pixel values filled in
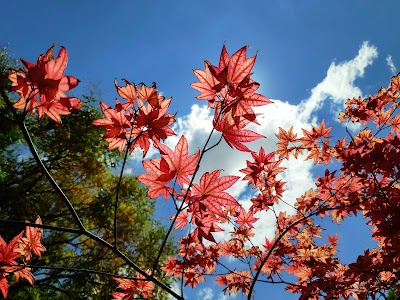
left=293, top=266, right=313, bottom=282
left=275, top=126, right=301, bottom=159
left=327, top=234, right=339, bottom=244
left=390, top=73, right=400, bottom=92
left=215, top=111, right=265, bottom=152
left=161, top=256, right=186, bottom=278
left=190, top=63, right=219, bottom=102
left=14, top=268, right=35, bottom=286
left=189, top=170, right=239, bottom=216
left=17, top=217, right=46, bottom=262
left=184, top=272, right=205, bottom=288
left=192, top=215, right=223, bottom=243
left=226, top=83, right=272, bottom=124
left=138, top=158, right=175, bottom=199
left=0, top=275, right=8, bottom=299
left=0, top=232, right=23, bottom=270
left=114, top=79, right=137, bottom=105
left=191, top=44, right=271, bottom=126
left=207, top=45, right=256, bottom=93
left=174, top=210, right=189, bottom=230
left=112, top=273, right=154, bottom=299
left=235, top=206, right=259, bottom=229
left=92, top=101, right=132, bottom=153
left=156, top=135, right=200, bottom=186
left=0, top=232, right=24, bottom=298
left=8, top=45, right=82, bottom=123
left=135, top=82, right=164, bottom=107
left=132, top=98, right=175, bottom=156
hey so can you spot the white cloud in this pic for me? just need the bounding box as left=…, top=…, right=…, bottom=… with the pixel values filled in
left=217, top=292, right=237, bottom=300
left=198, top=287, right=214, bottom=300
left=386, top=55, right=397, bottom=74
left=300, top=41, right=378, bottom=118
left=124, top=167, right=133, bottom=175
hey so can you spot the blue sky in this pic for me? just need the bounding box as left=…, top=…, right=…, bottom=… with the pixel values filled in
left=2, top=1, right=400, bottom=299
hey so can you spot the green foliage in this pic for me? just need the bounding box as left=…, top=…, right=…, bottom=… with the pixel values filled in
left=387, top=288, right=400, bottom=300
left=0, top=46, right=19, bottom=77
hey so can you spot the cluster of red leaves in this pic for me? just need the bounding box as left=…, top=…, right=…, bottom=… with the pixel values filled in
left=216, top=270, right=252, bottom=296
left=8, top=45, right=82, bottom=123
left=0, top=217, right=45, bottom=298
left=191, top=45, right=271, bottom=152
left=161, top=216, right=261, bottom=296
left=140, top=152, right=241, bottom=243
left=92, top=81, right=175, bottom=156
left=267, top=73, right=400, bottom=299
left=182, top=169, right=240, bottom=242
left=275, top=120, right=332, bottom=164
left=137, top=135, right=200, bottom=199
left=241, top=147, right=286, bottom=213
left=111, top=271, right=154, bottom=300
left=162, top=236, right=220, bottom=288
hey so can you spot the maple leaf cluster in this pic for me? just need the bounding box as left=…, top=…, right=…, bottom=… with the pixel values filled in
left=161, top=236, right=220, bottom=289
left=268, top=73, right=400, bottom=299
left=0, top=217, right=45, bottom=298
left=7, top=45, right=82, bottom=123
left=241, top=147, right=286, bottom=213
left=191, top=45, right=272, bottom=152
left=137, top=135, right=200, bottom=199
left=139, top=145, right=241, bottom=243
left=111, top=271, right=154, bottom=300
left=92, top=81, right=175, bottom=156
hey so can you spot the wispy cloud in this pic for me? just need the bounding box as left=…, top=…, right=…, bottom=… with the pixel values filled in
left=300, top=41, right=378, bottom=117
left=217, top=292, right=237, bottom=300
left=198, top=287, right=214, bottom=300
left=386, top=55, right=397, bottom=74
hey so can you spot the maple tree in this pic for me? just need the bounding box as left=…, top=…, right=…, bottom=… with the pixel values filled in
left=0, top=43, right=400, bottom=300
